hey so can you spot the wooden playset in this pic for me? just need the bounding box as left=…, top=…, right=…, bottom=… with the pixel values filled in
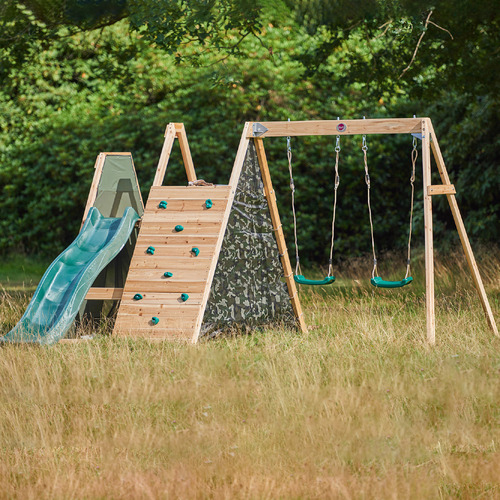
left=4, top=119, right=498, bottom=345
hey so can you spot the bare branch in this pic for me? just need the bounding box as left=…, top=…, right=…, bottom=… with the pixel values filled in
left=428, top=20, right=453, bottom=39
left=399, top=10, right=433, bottom=79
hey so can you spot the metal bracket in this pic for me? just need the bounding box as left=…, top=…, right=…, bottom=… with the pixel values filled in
left=252, top=123, right=269, bottom=137
left=411, top=133, right=423, bottom=140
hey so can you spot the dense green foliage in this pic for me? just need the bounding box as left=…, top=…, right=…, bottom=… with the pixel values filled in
left=0, top=2, right=498, bottom=265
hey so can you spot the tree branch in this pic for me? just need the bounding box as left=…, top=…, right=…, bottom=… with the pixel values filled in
left=399, top=10, right=433, bottom=79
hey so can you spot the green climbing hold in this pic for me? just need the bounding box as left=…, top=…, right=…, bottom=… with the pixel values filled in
left=158, top=201, right=167, bottom=209
left=180, top=293, right=189, bottom=302
left=205, top=199, right=213, bottom=209
left=151, top=317, right=159, bottom=325
left=191, top=247, right=200, bottom=256
left=163, top=271, right=173, bottom=278
left=146, top=246, right=155, bottom=255
left=133, top=293, right=143, bottom=300
left=175, top=225, right=184, bottom=232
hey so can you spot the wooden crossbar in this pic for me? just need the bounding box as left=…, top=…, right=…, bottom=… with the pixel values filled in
left=248, top=118, right=422, bottom=138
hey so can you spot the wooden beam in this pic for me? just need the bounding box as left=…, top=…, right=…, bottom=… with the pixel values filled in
left=153, top=123, right=177, bottom=187
left=254, top=138, right=308, bottom=334
left=428, top=184, right=456, bottom=196
left=422, top=119, right=436, bottom=344
left=247, top=118, right=423, bottom=138
left=427, top=121, right=498, bottom=336
left=81, top=153, right=106, bottom=228
left=85, top=288, right=124, bottom=300
left=191, top=122, right=252, bottom=343
left=174, top=123, right=197, bottom=183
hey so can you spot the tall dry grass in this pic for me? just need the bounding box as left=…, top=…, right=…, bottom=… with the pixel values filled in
left=0, top=249, right=499, bottom=499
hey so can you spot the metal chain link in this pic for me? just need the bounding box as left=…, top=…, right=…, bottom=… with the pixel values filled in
left=405, top=136, right=418, bottom=278
left=328, top=136, right=341, bottom=277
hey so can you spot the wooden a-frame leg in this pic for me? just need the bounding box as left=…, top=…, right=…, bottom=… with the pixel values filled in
left=427, top=120, right=498, bottom=336
left=254, top=138, right=308, bottom=334
left=153, top=123, right=177, bottom=187
left=422, top=119, right=436, bottom=344
left=174, top=123, right=197, bottom=183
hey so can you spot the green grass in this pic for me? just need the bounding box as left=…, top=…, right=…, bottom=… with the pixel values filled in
left=0, top=250, right=499, bottom=498
left=0, top=254, right=50, bottom=293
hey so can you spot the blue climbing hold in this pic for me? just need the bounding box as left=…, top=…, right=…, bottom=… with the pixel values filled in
left=133, top=293, right=143, bottom=300
left=146, top=246, right=155, bottom=255
left=159, top=201, right=167, bottom=209
left=191, top=247, right=200, bottom=256
left=180, top=293, right=189, bottom=302
left=151, top=317, right=159, bottom=325
left=205, top=199, right=213, bottom=209
left=175, top=225, right=184, bottom=232
left=163, top=271, right=173, bottom=278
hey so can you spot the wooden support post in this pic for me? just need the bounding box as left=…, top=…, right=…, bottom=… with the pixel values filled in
left=427, top=121, right=498, bottom=336
left=174, top=123, right=197, bottom=183
left=153, top=123, right=177, bottom=187
left=422, top=119, right=436, bottom=344
left=254, top=138, right=308, bottom=334
left=81, top=153, right=106, bottom=228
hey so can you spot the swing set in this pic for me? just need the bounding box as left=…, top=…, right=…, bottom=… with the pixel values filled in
left=246, top=117, right=498, bottom=344
left=287, top=126, right=418, bottom=288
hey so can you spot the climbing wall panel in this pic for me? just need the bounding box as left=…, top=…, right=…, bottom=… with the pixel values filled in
left=113, top=185, right=231, bottom=340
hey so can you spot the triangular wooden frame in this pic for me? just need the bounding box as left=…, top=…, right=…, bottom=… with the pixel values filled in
left=245, top=118, right=498, bottom=344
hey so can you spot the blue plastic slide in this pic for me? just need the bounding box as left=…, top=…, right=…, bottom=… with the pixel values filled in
left=1, top=207, right=139, bottom=345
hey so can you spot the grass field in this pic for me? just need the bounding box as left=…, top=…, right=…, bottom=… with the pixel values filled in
left=0, top=249, right=499, bottom=499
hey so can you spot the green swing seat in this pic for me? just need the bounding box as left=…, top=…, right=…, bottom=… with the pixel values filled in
left=294, top=275, right=336, bottom=286
left=370, top=276, right=413, bottom=289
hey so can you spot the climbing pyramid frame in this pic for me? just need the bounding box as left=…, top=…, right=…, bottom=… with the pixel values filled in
left=112, top=123, right=307, bottom=341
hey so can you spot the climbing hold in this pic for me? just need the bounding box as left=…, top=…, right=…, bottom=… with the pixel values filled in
left=191, top=247, right=200, bottom=257
left=175, top=225, right=184, bottom=232
left=180, top=293, right=189, bottom=302
left=151, top=317, right=159, bottom=325
left=133, top=293, right=143, bottom=300
left=163, top=271, right=173, bottom=278
left=158, top=201, right=167, bottom=209
left=205, top=199, right=213, bottom=209
left=146, top=246, right=155, bottom=255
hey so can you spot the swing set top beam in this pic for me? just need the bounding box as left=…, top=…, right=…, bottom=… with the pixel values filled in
left=247, top=118, right=424, bottom=138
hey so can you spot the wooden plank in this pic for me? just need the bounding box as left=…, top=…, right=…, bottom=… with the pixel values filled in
left=174, top=123, right=197, bottom=183
left=153, top=123, right=177, bottom=187
left=142, top=212, right=225, bottom=224
left=121, top=292, right=203, bottom=305
left=81, top=153, right=106, bottom=228
left=117, top=304, right=200, bottom=318
left=130, top=235, right=219, bottom=246
left=85, top=288, right=124, bottom=300
left=248, top=118, right=423, bottom=138
left=129, top=256, right=212, bottom=270
left=148, top=186, right=231, bottom=200
left=133, top=244, right=214, bottom=259
left=139, top=221, right=223, bottom=235
left=422, top=119, right=436, bottom=344
left=428, top=121, right=498, bottom=336
left=254, top=138, right=308, bottom=334
left=428, top=184, right=456, bottom=196
left=122, top=280, right=207, bottom=293
left=126, top=268, right=210, bottom=281
left=145, top=199, right=228, bottom=213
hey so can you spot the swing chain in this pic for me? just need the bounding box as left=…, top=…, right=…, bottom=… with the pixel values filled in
left=363, top=136, right=378, bottom=279
left=405, top=136, right=418, bottom=279
left=287, top=134, right=301, bottom=275
left=329, top=135, right=341, bottom=277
